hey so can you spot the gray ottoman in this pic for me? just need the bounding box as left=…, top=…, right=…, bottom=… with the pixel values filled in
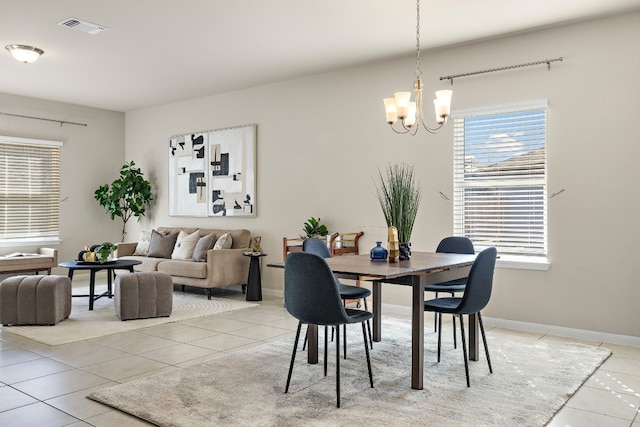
left=114, top=271, right=173, bottom=321
left=0, top=275, right=72, bottom=326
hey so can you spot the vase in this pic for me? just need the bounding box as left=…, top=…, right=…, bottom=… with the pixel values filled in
left=399, top=242, right=411, bottom=261
left=370, top=241, right=388, bottom=261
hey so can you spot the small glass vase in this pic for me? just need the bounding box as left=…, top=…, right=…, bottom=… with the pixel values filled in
left=370, top=241, right=388, bottom=262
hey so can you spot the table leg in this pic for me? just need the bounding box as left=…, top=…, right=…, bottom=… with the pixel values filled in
left=468, top=313, right=479, bottom=361
left=246, top=257, right=263, bottom=301
left=307, top=324, right=318, bottom=364
left=372, top=280, right=382, bottom=342
left=411, top=276, right=424, bottom=390
left=67, top=269, right=74, bottom=280
left=107, top=268, right=113, bottom=298
left=89, top=270, right=96, bottom=311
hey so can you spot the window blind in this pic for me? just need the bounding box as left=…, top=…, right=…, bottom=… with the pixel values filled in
left=0, top=137, right=62, bottom=244
left=453, top=107, right=547, bottom=256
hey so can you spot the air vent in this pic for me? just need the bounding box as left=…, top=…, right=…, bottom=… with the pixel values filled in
left=57, top=17, right=108, bottom=35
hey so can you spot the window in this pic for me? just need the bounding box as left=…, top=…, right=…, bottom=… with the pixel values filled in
left=0, top=136, right=62, bottom=246
left=453, top=101, right=547, bottom=258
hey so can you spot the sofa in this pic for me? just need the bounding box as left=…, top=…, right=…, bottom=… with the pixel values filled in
left=116, top=227, right=254, bottom=299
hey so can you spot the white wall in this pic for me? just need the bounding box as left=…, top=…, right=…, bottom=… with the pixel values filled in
left=123, top=12, right=639, bottom=337
left=0, top=93, right=125, bottom=265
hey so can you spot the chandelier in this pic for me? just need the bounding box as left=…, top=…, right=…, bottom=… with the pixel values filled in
left=383, top=0, right=452, bottom=135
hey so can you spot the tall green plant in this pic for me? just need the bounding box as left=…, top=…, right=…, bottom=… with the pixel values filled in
left=374, top=163, right=422, bottom=243
left=94, top=161, right=153, bottom=241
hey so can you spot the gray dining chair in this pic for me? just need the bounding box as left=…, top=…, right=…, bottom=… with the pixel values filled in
left=302, top=238, right=373, bottom=353
left=423, top=246, right=497, bottom=387
left=284, top=252, right=374, bottom=408
left=425, top=236, right=475, bottom=348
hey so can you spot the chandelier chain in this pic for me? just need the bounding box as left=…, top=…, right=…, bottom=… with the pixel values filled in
left=415, top=0, right=421, bottom=80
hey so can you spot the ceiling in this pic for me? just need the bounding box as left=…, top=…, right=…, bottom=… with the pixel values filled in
left=2, top=0, right=639, bottom=112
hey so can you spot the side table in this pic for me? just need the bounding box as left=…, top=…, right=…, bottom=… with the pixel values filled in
left=243, top=252, right=266, bottom=301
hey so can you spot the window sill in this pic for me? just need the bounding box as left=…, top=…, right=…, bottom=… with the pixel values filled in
left=496, top=255, right=550, bottom=271
left=0, top=238, right=61, bottom=249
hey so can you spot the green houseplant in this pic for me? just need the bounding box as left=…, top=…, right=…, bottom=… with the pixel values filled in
left=302, top=217, right=329, bottom=239
left=95, top=242, right=118, bottom=263
left=374, top=163, right=422, bottom=260
left=94, top=161, right=153, bottom=242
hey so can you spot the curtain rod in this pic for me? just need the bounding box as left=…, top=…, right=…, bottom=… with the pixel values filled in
left=440, top=57, right=563, bottom=85
left=0, top=112, right=88, bottom=127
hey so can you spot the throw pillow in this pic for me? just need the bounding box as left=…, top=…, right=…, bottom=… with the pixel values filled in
left=213, top=232, right=233, bottom=250
left=147, top=229, right=178, bottom=259
left=192, top=233, right=216, bottom=262
left=132, top=231, right=152, bottom=256
left=171, top=229, right=200, bottom=260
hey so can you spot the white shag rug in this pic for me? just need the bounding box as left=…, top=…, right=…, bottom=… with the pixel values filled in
left=1, top=290, right=256, bottom=346
left=87, top=317, right=611, bottom=426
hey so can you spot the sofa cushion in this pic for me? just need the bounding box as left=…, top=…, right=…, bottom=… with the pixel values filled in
left=122, top=256, right=165, bottom=272
left=192, top=233, right=216, bottom=262
left=156, top=228, right=250, bottom=249
left=147, top=230, right=178, bottom=258
left=133, top=231, right=152, bottom=256
left=171, top=230, right=200, bottom=260
left=213, top=232, right=232, bottom=250
left=157, top=260, right=208, bottom=279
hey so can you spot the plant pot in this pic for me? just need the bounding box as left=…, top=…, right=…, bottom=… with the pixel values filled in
left=399, top=242, right=411, bottom=261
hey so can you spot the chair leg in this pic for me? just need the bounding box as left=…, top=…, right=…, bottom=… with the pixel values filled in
left=324, top=325, right=329, bottom=376
left=285, top=321, right=303, bottom=393
left=343, top=324, right=347, bottom=359
left=302, top=328, right=308, bottom=351
left=336, top=323, right=341, bottom=408
left=478, top=312, right=493, bottom=374
left=452, top=314, right=457, bottom=349
left=450, top=291, right=457, bottom=349
left=459, top=314, right=470, bottom=387
left=362, top=321, right=373, bottom=388
left=363, top=297, right=373, bottom=349
left=433, top=292, right=439, bottom=332
left=437, top=310, right=443, bottom=363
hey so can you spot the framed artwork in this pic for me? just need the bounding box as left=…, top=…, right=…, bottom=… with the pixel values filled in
left=169, top=124, right=256, bottom=217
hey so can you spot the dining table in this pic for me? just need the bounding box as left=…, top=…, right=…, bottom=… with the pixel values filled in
left=268, top=251, right=476, bottom=390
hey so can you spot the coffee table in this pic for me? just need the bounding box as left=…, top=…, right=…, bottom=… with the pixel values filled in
left=58, top=259, right=142, bottom=310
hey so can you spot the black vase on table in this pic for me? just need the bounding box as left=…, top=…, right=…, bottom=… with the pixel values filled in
left=399, top=242, right=411, bottom=261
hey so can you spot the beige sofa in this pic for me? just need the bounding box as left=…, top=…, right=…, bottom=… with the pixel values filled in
left=116, top=227, right=253, bottom=299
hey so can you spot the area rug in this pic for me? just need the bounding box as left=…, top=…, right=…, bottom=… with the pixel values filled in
left=1, top=290, right=256, bottom=346
left=87, top=317, right=611, bottom=426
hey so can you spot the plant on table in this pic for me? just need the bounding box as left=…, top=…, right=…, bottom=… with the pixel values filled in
left=94, top=242, right=118, bottom=263
left=374, top=163, right=422, bottom=259
left=302, top=217, right=329, bottom=239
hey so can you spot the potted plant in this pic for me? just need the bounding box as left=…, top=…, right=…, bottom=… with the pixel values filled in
left=302, top=217, right=329, bottom=239
left=374, top=163, right=422, bottom=260
left=95, top=242, right=118, bottom=263
left=94, top=161, right=154, bottom=242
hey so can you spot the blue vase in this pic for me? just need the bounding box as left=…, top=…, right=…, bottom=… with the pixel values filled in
left=370, top=241, right=388, bottom=261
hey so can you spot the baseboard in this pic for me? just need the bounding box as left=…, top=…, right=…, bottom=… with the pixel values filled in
left=259, top=292, right=639, bottom=347
left=482, top=317, right=640, bottom=347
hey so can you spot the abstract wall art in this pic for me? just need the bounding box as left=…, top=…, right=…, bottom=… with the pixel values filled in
left=169, top=124, right=256, bottom=217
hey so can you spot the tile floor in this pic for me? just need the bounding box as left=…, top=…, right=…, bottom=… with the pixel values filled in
left=1, top=283, right=639, bottom=426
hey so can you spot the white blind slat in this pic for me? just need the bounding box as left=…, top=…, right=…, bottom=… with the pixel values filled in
left=453, top=107, right=547, bottom=256
left=0, top=138, right=61, bottom=243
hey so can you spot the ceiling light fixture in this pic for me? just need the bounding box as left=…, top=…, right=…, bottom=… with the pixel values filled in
left=5, top=44, right=44, bottom=63
left=383, top=0, right=452, bottom=135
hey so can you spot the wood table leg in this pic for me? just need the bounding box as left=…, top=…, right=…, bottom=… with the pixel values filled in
left=468, top=313, right=479, bottom=361
left=411, top=276, right=424, bottom=390
left=307, top=324, right=318, bottom=364
left=372, top=280, right=382, bottom=342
